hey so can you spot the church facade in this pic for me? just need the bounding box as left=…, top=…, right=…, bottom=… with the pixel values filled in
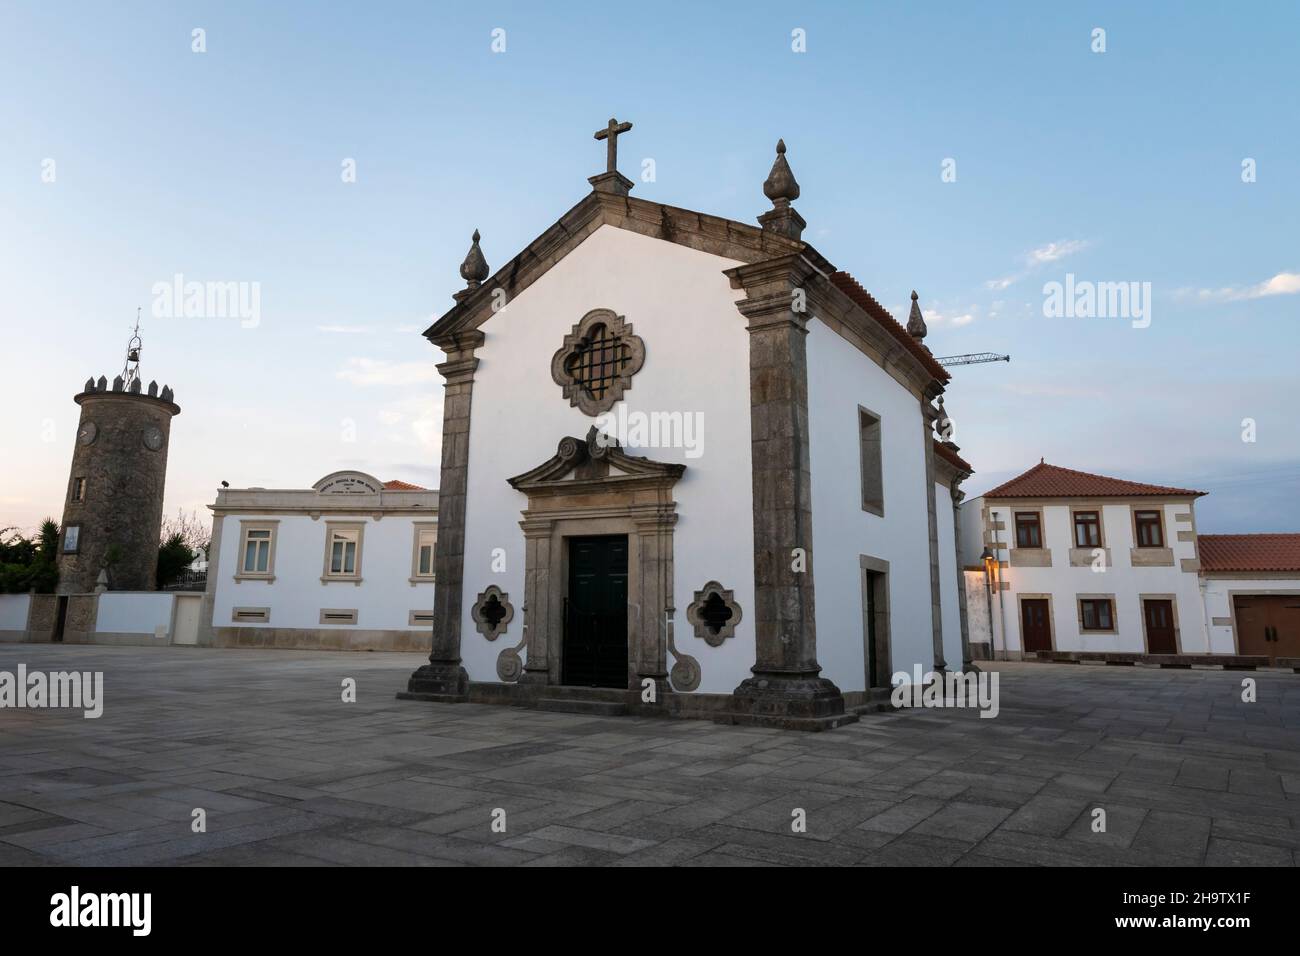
left=400, top=121, right=973, bottom=730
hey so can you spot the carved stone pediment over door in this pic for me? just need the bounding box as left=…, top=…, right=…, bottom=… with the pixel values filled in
left=506, top=428, right=688, bottom=696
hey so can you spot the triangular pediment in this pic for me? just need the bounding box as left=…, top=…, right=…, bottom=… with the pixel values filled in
left=425, top=191, right=818, bottom=349
left=508, top=427, right=685, bottom=494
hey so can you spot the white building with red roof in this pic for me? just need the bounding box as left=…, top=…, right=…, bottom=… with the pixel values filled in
left=198, top=471, right=438, bottom=650
left=961, top=462, right=1300, bottom=665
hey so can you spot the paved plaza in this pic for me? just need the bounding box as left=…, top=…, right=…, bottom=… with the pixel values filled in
left=1, top=645, right=1298, bottom=866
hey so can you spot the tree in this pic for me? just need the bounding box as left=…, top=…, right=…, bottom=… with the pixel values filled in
left=160, top=507, right=211, bottom=561
left=0, top=519, right=60, bottom=593
left=156, top=533, right=196, bottom=589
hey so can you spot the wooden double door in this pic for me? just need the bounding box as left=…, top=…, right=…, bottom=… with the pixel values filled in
left=563, top=535, right=629, bottom=688
left=1235, top=595, right=1300, bottom=662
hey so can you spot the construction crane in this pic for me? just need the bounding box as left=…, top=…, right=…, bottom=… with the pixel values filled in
left=934, top=352, right=1010, bottom=368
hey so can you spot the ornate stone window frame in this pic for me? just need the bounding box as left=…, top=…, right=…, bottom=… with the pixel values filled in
left=409, top=522, right=438, bottom=585
left=234, top=519, right=278, bottom=582
left=471, top=584, right=514, bottom=641
left=550, top=308, right=646, bottom=416
left=686, top=581, right=743, bottom=647
left=321, top=520, right=365, bottom=585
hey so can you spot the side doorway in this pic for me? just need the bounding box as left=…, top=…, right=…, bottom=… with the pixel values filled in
left=860, top=557, right=890, bottom=689
left=1020, top=597, right=1052, bottom=653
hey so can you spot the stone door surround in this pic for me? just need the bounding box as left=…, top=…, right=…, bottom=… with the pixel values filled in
left=508, top=427, right=685, bottom=694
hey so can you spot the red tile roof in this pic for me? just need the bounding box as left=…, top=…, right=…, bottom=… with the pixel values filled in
left=934, top=441, right=973, bottom=474
left=383, top=479, right=427, bottom=491
left=828, top=272, right=950, bottom=383
left=984, top=461, right=1205, bottom=499
left=1198, top=534, right=1300, bottom=573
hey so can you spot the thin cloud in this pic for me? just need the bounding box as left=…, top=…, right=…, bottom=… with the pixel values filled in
left=1177, top=271, right=1300, bottom=302
left=336, top=358, right=437, bottom=387
left=317, top=324, right=368, bottom=334
left=987, top=238, right=1090, bottom=290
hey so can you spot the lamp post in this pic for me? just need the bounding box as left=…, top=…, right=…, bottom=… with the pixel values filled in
left=979, top=545, right=997, bottom=661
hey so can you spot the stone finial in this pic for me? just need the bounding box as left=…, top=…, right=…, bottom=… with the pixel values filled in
left=84, top=377, right=95, bottom=392
left=758, top=139, right=806, bottom=241
left=907, top=290, right=928, bottom=342
left=459, top=229, right=489, bottom=289
left=161, top=385, right=173, bottom=403
left=763, top=139, right=801, bottom=204
left=112, top=375, right=124, bottom=391
left=147, top=380, right=159, bottom=397
left=96, top=375, right=107, bottom=391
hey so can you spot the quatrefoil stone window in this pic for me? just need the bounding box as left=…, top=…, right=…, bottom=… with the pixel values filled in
left=472, top=585, right=514, bottom=641
left=686, top=581, right=743, bottom=648
left=550, top=308, right=646, bottom=416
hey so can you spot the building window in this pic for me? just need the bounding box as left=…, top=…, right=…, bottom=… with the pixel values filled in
left=858, top=407, right=884, bottom=516
left=62, top=525, right=80, bottom=553
left=686, top=581, right=744, bottom=647
left=235, top=521, right=279, bottom=581
left=1079, top=598, right=1114, bottom=631
left=550, top=308, right=646, bottom=416
left=409, top=523, right=437, bottom=584
left=1134, top=510, right=1164, bottom=548
left=1073, top=510, right=1102, bottom=548
left=471, top=585, right=514, bottom=641
left=70, top=477, right=86, bottom=502
left=322, top=523, right=364, bottom=582
left=1014, top=512, right=1042, bottom=548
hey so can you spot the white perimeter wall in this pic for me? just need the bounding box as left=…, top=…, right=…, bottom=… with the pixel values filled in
left=212, top=513, right=435, bottom=630
left=981, top=502, right=1207, bottom=653
left=0, top=594, right=31, bottom=630
left=96, top=592, right=174, bottom=635
left=806, top=320, right=934, bottom=691
left=1202, top=575, right=1300, bottom=654
left=460, top=225, right=756, bottom=694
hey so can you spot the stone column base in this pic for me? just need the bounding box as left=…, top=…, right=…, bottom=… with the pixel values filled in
left=717, top=674, right=858, bottom=732
left=397, top=661, right=469, bottom=703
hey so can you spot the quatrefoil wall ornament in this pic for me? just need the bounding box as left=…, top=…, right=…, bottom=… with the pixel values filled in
left=686, top=581, right=743, bottom=647
left=471, top=585, right=514, bottom=641
left=550, top=308, right=646, bottom=416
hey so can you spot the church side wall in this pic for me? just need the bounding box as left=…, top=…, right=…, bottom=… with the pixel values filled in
left=805, top=320, right=935, bottom=691
left=459, top=225, right=756, bottom=694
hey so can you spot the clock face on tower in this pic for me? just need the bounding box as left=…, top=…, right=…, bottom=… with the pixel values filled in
left=142, top=426, right=164, bottom=451
left=78, top=421, right=98, bottom=446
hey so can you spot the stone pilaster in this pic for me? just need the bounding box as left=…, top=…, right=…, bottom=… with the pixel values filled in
left=922, top=398, right=947, bottom=674
left=951, top=484, right=975, bottom=672
left=722, top=255, right=854, bottom=731
left=402, top=330, right=484, bottom=701
left=518, top=520, right=552, bottom=685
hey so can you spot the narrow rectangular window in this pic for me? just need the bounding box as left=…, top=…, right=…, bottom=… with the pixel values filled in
left=1134, top=510, right=1163, bottom=548
left=71, top=477, right=86, bottom=502
left=859, top=408, right=884, bottom=515
left=418, top=532, right=435, bottom=576
left=329, top=533, right=358, bottom=574
left=243, top=529, right=271, bottom=573
left=1074, top=511, right=1101, bottom=548
left=322, top=522, right=364, bottom=581
left=1014, top=512, right=1042, bottom=548
left=1080, top=598, right=1114, bottom=631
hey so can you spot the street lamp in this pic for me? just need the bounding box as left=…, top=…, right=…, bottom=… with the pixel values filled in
left=979, top=546, right=997, bottom=660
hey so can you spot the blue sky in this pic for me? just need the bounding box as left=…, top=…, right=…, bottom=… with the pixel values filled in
left=2, top=1, right=1297, bottom=534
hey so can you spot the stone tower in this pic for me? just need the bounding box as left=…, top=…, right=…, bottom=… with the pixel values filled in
left=57, top=323, right=180, bottom=594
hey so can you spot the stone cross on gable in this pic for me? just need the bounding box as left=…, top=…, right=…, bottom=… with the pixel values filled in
left=593, top=117, right=633, bottom=174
